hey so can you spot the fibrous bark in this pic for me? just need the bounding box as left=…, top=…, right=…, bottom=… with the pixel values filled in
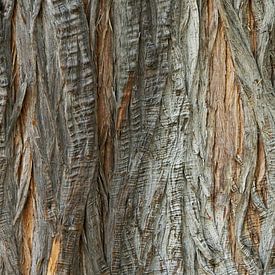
left=0, top=0, right=274, bottom=274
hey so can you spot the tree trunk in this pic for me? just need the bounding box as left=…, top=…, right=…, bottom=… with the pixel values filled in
left=0, top=0, right=274, bottom=274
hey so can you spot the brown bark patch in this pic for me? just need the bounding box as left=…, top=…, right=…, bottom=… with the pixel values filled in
left=228, top=204, right=240, bottom=269
left=208, top=23, right=244, bottom=196
left=116, top=72, right=134, bottom=132
left=246, top=201, right=261, bottom=248
left=47, top=237, right=61, bottom=275
left=82, top=0, right=89, bottom=13
left=96, top=0, right=114, bottom=182
left=207, top=6, right=245, bottom=270
left=21, top=178, right=35, bottom=275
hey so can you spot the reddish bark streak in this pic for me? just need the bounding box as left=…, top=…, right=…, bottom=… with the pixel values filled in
left=96, top=0, right=114, bottom=182
left=116, top=72, right=135, bottom=131
left=21, top=178, right=34, bottom=275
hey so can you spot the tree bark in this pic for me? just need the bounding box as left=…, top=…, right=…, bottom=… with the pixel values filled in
left=0, top=0, right=274, bottom=274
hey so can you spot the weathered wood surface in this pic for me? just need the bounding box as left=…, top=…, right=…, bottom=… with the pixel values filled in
left=0, top=0, right=274, bottom=274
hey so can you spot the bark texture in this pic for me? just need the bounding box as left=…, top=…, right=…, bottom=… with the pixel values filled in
left=0, top=0, right=275, bottom=274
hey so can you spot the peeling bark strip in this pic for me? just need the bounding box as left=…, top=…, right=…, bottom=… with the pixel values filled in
left=1, top=0, right=275, bottom=274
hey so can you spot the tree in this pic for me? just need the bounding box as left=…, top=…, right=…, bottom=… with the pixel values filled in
left=0, top=0, right=274, bottom=274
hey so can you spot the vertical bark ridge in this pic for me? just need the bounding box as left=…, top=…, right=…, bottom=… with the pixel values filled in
left=28, top=3, right=61, bottom=273
left=79, top=0, right=113, bottom=273
left=0, top=1, right=20, bottom=274
left=205, top=17, right=245, bottom=273
left=107, top=0, right=142, bottom=269
left=96, top=0, right=115, bottom=183
left=182, top=1, right=220, bottom=273
left=13, top=114, right=34, bottom=275
left=49, top=0, right=97, bottom=273
left=109, top=0, right=190, bottom=273
left=21, top=177, right=35, bottom=275
left=216, top=0, right=275, bottom=273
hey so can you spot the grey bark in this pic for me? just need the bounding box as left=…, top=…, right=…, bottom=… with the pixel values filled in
left=0, top=0, right=274, bottom=274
